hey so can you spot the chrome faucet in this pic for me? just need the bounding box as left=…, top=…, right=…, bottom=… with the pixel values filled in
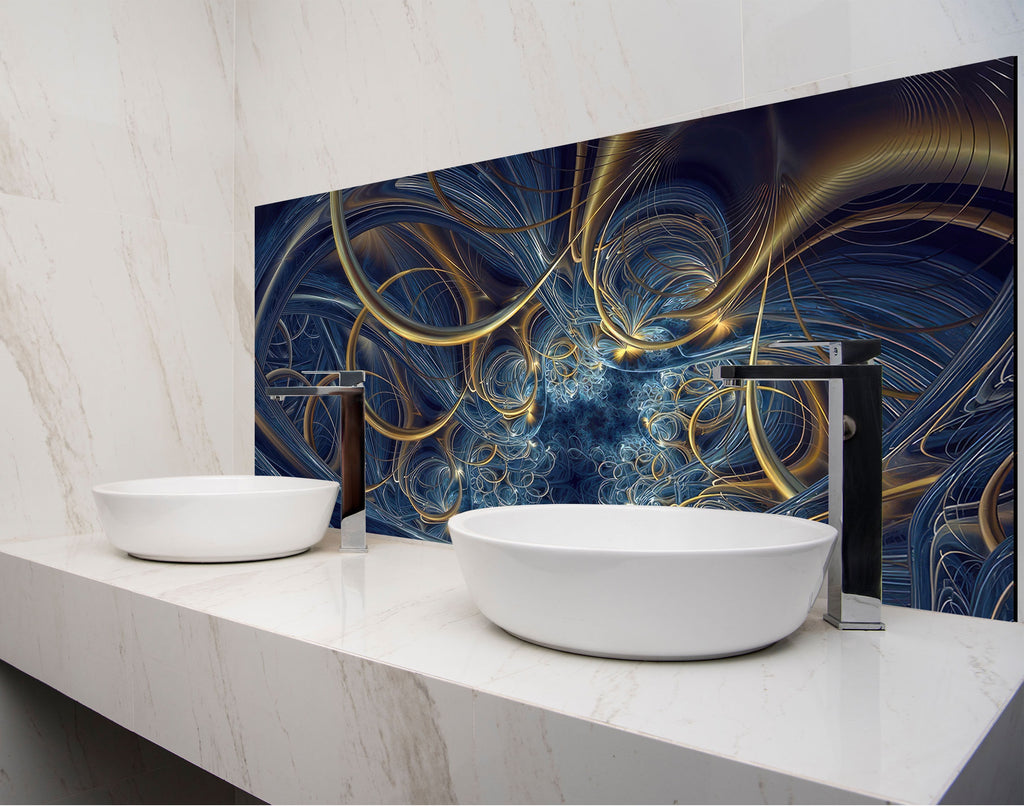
left=266, top=371, right=367, bottom=553
left=714, top=340, right=884, bottom=630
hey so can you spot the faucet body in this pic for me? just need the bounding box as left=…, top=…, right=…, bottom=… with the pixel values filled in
left=716, top=340, right=884, bottom=630
left=266, top=371, right=367, bottom=553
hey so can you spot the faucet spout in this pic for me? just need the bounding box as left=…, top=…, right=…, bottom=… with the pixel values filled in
left=714, top=340, right=884, bottom=630
left=265, top=371, right=368, bottom=553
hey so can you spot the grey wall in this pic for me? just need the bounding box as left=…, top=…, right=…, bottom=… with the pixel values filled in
left=0, top=661, right=243, bottom=804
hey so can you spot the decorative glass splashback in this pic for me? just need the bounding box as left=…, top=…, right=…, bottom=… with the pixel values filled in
left=256, top=58, right=1016, bottom=621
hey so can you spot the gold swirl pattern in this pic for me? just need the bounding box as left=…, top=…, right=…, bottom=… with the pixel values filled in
left=255, top=58, right=1015, bottom=620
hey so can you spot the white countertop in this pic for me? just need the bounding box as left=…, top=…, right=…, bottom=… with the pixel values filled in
left=0, top=530, right=1021, bottom=804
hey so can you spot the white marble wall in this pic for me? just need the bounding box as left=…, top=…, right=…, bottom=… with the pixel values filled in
left=234, top=0, right=1023, bottom=618
left=0, top=2, right=237, bottom=802
left=234, top=0, right=1023, bottom=213
left=0, top=0, right=236, bottom=541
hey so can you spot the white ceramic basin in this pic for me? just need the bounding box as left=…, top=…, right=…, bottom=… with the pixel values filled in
left=448, top=504, right=837, bottom=661
left=93, top=475, right=339, bottom=562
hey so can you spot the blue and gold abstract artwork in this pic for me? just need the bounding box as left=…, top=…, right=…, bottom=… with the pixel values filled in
left=256, top=58, right=1016, bottom=620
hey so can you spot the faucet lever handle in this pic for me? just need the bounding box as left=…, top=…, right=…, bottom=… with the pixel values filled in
left=767, top=339, right=881, bottom=365
left=837, top=339, right=881, bottom=364
left=334, top=370, right=366, bottom=387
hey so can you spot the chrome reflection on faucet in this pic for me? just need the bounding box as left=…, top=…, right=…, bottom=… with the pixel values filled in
left=715, top=340, right=884, bottom=631
left=266, top=371, right=367, bottom=553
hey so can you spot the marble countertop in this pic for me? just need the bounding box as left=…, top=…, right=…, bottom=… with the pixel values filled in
left=0, top=530, right=1021, bottom=804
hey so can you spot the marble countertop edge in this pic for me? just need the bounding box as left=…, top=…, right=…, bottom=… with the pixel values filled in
left=0, top=530, right=1022, bottom=804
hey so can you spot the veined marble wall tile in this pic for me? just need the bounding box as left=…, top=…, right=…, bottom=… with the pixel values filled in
left=236, top=0, right=1019, bottom=218
left=0, top=193, right=233, bottom=538
left=410, top=0, right=744, bottom=189
left=741, top=40, right=1024, bottom=111
left=233, top=0, right=743, bottom=212
left=1, top=0, right=235, bottom=539
left=234, top=0, right=434, bottom=213
left=0, top=0, right=234, bottom=229
left=233, top=228, right=255, bottom=474
left=742, top=0, right=1023, bottom=102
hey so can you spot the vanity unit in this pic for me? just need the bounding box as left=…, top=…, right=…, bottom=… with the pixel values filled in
left=0, top=531, right=1020, bottom=804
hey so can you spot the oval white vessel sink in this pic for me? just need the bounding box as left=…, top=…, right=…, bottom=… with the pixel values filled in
left=448, top=504, right=837, bottom=661
left=93, top=475, right=339, bottom=562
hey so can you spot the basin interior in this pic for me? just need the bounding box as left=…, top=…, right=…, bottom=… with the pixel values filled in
left=451, top=504, right=831, bottom=551
left=94, top=475, right=333, bottom=495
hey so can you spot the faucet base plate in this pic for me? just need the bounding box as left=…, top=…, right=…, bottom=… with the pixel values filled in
left=824, top=614, right=886, bottom=631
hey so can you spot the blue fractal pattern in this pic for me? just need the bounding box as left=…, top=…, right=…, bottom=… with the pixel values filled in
left=255, top=58, right=1016, bottom=621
